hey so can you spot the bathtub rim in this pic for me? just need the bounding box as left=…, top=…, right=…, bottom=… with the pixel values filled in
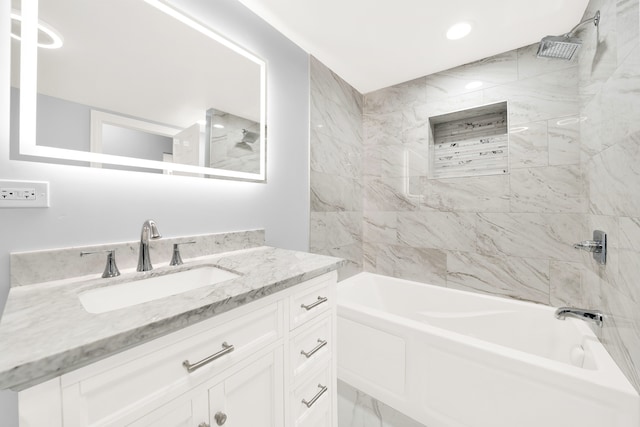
left=337, top=271, right=638, bottom=395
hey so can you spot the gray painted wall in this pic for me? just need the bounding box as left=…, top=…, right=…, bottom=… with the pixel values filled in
left=0, top=0, right=310, bottom=424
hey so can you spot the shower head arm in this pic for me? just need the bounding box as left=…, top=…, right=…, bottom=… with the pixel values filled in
left=565, top=10, right=600, bottom=37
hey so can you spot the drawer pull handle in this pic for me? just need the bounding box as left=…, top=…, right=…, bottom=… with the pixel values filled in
left=301, top=339, right=327, bottom=358
left=301, top=296, right=328, bottom=311
left=302, top=383, right=328, bottom=408
left=198, top=423, right=210, bottom=427
left=183, top=342, right=234, bottom=373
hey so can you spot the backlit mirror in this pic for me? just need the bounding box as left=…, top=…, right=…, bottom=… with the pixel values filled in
left=11, top=0, right=266, bottom=181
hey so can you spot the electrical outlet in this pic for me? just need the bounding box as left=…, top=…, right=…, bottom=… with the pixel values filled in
left=0, top=180, right=49, bottom=208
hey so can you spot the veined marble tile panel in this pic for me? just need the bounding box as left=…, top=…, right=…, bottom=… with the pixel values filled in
left=364, top=112, right=403, bottom=146
left=363, top=242, right=378, bottom=272
left=309, top=212, right=328, bottom=252
left=587, top=132, right=640, bottom=216
left=311, top=171, right=363, bottom=212
left=617, top=217, right=640, bottom=304
left=609, top=47, right=640, bottom=143
left=421, top=174, right=510, bottom=213
left=577, top=0, right=618, bottom=105
left=310, top=212, right=362, bottom=252
left=549, top=261, right=600, bottom=308
left=599, top=280, right=640, bottom=391
left=364, top=77, right=427, bottom=115
left=310, top=128, right=362, bottom=179
left=421, top=91, right=484, bottom=120
left=425, top=50, right=518, bottom=100
left=311, top=91, right=362, bottom=144
left=325, top=212, right=363, bottom=249
left=310, top=56, right=363, bottom=117
left=516, top=43, right=577, bottom=80
left=321, top=243, right=363, bottom=281
left=615, top=0, right=640, bottom=65
left=396, top=212, right=476, bottom=251
left=364, top=175, right=420, bottom=212
left=363, top=141, right=410, bottom=179
left=579, top=88, right=618, bottom=157
left=509, top=120, right=548, bottom=169
left=338, top=380, right=427, bottom=427
left=363, top=211, right=398, bottom=244
left=373, top=244, right=447, bottom=286
left=510, top=165, right=585, bottom=214
left=476, top=213, right=585, bottom=262
left=548, top=116, right=581, bottom=166
left=447, top=251, right=550, bottom=304
left=483, top=67, right=579, bottom=126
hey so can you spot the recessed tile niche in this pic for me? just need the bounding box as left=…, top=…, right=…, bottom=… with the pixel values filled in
left=428, top=101, right=508, bottom=179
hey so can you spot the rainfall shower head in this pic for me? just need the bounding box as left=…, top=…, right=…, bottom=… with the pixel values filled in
left=536, top=10, right=600, bottom=61
left=537, top=35, right=582, bottom=60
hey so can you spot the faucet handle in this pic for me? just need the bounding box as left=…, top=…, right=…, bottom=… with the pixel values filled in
left=81, top=249, right=121, bottom=278
left=170, top=241, right=196, bottom=266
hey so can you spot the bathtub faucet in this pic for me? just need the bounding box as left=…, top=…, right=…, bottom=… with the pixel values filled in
left=554, top=307, right=604, bottom=328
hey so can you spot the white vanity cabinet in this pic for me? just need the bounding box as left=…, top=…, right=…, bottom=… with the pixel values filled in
left=17, top=271, right=337, bottom=427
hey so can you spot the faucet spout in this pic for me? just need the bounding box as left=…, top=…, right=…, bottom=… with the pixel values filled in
left=137, top=219, right=162, bottom=272
left=554, top=307, right=604, bottom=327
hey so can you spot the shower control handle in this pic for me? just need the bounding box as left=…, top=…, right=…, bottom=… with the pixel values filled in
left=573, top=230, right=606, bottom=264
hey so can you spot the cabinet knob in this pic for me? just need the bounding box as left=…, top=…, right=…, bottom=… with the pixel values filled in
left=214, top=412, right=228, bottom=425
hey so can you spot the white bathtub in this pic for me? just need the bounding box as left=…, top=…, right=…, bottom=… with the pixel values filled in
left=337, top=272, right=640, bottom=427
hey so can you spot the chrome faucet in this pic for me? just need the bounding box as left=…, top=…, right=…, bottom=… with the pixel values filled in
left=555, top=307, right=604, bottom=327
left=137, top=219, right=162, bottom=272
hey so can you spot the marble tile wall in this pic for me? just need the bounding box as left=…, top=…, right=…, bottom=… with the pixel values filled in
left=338, top=380, right=427, bottom=427
left=363, top=44, right=585, bottom=306
left=578, top=0, right=640, bottom=391
left=309, top=57, right=364, bottom=279
left=309, top=0, right=640, bottom=394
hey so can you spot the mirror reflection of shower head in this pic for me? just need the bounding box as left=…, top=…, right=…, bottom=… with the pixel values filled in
left=537, top=10, right=600, bottom=60
left=241, top=129, right=259, bottom=144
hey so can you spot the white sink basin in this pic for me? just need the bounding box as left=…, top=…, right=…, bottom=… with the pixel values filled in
left=79, top=266, right=239, bottom=314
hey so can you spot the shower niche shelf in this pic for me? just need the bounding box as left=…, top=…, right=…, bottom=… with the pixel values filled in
left=428, top=101, right=508, bottom=179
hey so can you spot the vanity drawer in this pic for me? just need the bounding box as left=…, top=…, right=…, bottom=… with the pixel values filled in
left=290, top=275, right=332, bottom=330
left=290, top=314, right=332, bottom=382
left=292, top=363, right=332, bottom=427
left=61, top=303, right=282, bottom=426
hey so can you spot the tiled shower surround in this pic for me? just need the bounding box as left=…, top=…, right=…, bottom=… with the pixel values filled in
left=310, top=2, right=640, bottom=419
left=310, top=56, right=364, bottom=279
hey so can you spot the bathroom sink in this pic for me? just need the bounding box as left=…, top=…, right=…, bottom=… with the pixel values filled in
left=79, top=266, right=239, bottom=314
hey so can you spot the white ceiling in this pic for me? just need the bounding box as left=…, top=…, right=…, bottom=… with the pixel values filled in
left=236, top=0, right=590, bottom=94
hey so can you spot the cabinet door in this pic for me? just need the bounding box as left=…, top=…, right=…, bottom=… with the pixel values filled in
left=127, top=391, right=208, bottom=427
left=208, top=349, right=283, bottom=427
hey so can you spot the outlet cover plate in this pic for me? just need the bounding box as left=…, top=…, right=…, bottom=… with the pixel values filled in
left=0, top=180, right=50, bottom=208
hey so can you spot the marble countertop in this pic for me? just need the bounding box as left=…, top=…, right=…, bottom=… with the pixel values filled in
left=0, top=246, right=344, bottom=391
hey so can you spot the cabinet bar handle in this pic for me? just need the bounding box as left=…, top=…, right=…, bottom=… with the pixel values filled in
left=302, top=383, right=328, bottom=408
left=300, top=339, right=327, bottom=359
left=301, top=296, right=328, bottom=311
left=183, top=342, right=234, bottom=373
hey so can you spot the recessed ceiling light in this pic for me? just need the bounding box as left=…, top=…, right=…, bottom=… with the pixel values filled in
left=465, top=81, right=483, bottom=90
left=197, top=119, right=207, bottom=125
left=446, top=22, right=472, bottom=40
left=213, top=124, right=225, bottom=129
left=10, top=10, right=64, bottom=49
